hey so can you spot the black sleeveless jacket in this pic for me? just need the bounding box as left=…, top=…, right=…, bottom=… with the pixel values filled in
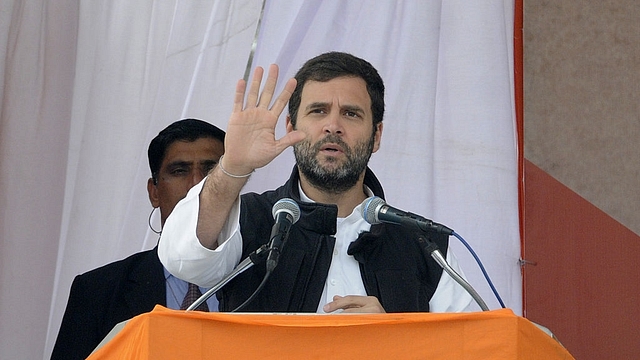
left=217, top=166, right=447, bottom=312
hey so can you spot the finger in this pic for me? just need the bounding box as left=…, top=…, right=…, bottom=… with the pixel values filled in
left=245, top=66, right=264, bottom=108
left=257, top=64, right=279, bottom=109
left=323, top=296, right=357, bottom=313
left=270, top=77, right=297, bottom=115
left=340, top=301, right=383, bottom=314
left=274, top=130, right=305, bottom=156
left=232, top=79, right=247, bottom=113
left=326, top=295, right=385, bottom=313
left=322, top=301, right=340, bottom=313
left=322, top=296, right=342, bottom=313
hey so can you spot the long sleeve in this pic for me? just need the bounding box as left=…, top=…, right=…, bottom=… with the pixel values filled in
left=158, top=177, right=243, bottom=288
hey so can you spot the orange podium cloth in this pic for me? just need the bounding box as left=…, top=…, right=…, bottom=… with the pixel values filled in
left=88, top=306, right=574, bottom=359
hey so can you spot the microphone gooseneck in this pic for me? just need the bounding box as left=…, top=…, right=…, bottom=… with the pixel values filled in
left=360, top=196, right=489, bottom=311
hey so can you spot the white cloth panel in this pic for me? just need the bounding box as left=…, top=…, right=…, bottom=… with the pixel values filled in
left=0, top=1, right=519, bottom=359
left=1, top=2, right=79, bottom=360
left=1, top=1, right=263, bottom=359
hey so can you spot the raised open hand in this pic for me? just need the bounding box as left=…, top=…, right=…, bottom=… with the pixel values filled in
left=221, top=64, right=305, bottom=176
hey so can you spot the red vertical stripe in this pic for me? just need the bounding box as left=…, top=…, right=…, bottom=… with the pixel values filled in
left=514, top=0, right=525, bottom=314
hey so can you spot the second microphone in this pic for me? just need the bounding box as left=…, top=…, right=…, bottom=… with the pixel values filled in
left=266, top=198, right=301, bottom=272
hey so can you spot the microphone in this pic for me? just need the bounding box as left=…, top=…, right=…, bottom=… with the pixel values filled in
left=361, top=196, right=490, bottom=311
left=361, top=196, right=454, bottom=235
left=266, top=198, right=301, bottom=272
left=187, top=199, right=300, bottom=312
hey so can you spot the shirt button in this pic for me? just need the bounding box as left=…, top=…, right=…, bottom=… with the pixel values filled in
left=330, top=279, right=337, bottom=285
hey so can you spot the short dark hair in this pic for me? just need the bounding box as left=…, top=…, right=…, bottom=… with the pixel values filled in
left=148, top=119, right=225, bottom=182
left=288, top=52, right=385, bottom=128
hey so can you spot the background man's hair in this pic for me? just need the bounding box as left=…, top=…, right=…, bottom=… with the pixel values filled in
left=148, top=118, right=225, bottom=182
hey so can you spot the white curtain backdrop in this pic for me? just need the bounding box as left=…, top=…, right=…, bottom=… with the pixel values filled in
left=0, top=1, right=519, bottom=359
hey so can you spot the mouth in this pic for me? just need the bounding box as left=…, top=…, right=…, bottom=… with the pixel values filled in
left=319, top=143, right=344, bottom=155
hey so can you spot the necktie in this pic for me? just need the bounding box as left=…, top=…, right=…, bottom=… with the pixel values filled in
left=180, top=282, right=209, bottom=311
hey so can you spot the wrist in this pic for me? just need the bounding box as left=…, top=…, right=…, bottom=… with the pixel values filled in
left=217, top=155, right=254, bottom=179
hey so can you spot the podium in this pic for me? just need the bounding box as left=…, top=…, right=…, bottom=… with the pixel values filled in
left=88, top=306, right=574, bottom=359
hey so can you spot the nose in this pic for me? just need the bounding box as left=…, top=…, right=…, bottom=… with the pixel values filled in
left=323, top=111, right=343, bottom=135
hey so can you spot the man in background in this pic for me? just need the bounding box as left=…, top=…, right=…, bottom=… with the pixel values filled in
left=51, top=118, right=225, bottom=360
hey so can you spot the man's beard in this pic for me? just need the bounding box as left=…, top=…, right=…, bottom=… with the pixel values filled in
left=294, top=133, right=375, bottom=194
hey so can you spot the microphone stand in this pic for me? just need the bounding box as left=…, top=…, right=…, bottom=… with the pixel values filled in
left=186, top=244, right=269, bottom=311
left=416, top=234, right=489, bottom=311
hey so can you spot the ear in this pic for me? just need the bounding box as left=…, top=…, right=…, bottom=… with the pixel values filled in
left=147, top=178, right=160, bottom=208
left=286, top=114, right=294, bottom=133
left=372, top=122, right=383, bottom=153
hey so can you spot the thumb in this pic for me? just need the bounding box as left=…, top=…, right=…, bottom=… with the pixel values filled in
left=275, top=130, right=306, bottom=153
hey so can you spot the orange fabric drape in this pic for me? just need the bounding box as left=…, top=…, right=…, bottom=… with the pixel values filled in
left=88, top=306, right=573, bottom=359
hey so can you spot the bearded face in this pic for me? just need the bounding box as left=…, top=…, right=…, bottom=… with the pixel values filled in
left=294, top=132, right=375, bottom=194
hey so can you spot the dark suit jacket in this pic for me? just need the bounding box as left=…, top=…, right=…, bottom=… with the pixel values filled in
left=51, top=247, right=165, bottom=360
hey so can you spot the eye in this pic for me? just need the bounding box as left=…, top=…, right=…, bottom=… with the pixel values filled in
left=309, top=108, right=326, bottom=114
left=344, top=110, right=360, bottom=118
left=203, top=162, right=216, bottom=174
left=162, top=162, right=195, bottom=180
left=170, top=167, right=189, bottom=176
